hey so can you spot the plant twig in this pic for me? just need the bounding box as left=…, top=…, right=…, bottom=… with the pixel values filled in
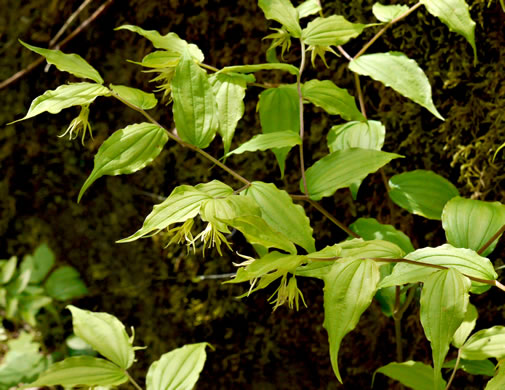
left=0, top=0, right=114, bottom=91
left=308, top=200, right=361, bottom=238
left=336, top=45, right=353, bottom=61
left=353, top=73, right=367, bottom=119
left=125, top=371, right=143, bottom=390
left=297, top=40, right=308, bottom=195
left=112, top=92, right=251, bottom=187
left=353, top=2, right=423, bottom=60
left=477, top=224, right=505, bottom=255
left=49, top=0, right=95, bottom=48
left=445, top=349, right=462, bottom=390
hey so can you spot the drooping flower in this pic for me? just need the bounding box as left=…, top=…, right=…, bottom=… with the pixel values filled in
left=166, top=219, right=195, bottom=252
left=59, top=104, right=92, bottom=145
left=263, top=27, right=292, bottom=59
left=268, top=274, right=307, bottom=311
left=191, top=222, right=232, bottom=256
left=307, top=44, right=338, bottom=68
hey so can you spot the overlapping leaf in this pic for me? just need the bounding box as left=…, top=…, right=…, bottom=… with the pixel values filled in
left=378, top=244, right=497, bottom=293
left=24, top=356, right=127, bottom=388
left=420, top=0, right=476, bottom=58
left=304, top=148, right=401, bottom=200
left=146, top=343, right=208, bottom=390
left=349, top=218, right=414, bottom=254
left=486, top=363, right=505, bottom=390
left=116, top=25, right=204, bottom=62
left=172, top=49, right=219, bottom=148
left=323, top=258, right=380, bottom=382
left=20, top=40, right=103, bottom=83
left=327, top=120, right=385, bottom=153
left=11, top=83, right=110, bottom=123
left=420, top=268, right=470, bottom=388
left=245, top=181, right=315, bottom=252
left=67, top=305, right=134, bottom=369
left=219, top=63, right=299, bottom=76
left=226, top=131, right=301, bottom=156
left=349, top=52, right=443, bottom=120
left=78, top=123, right=168, bottom=201
left=296, top=0, right=321, bottom=18
left=110, top=84, right=157, bottom=110
left=209, top=73, right=253, bottom=154
left=374, top=361, right=442, bottom=390
left=388, top=170, right=459, bottom=220
left=303, top=80, right=364, bottom=121
left=372, top=3, right=409, bottom=23
left=461, top=326, right=505, bottom=360
left=44, top=266, right=88, bottom=301
left=452, top=303, right=478, bottom=348
left=258, top=0, right=302, bottom=38
left=301, top=15, right=365, bottom=46
left=118, top=185, right=212, bottom=242
left=442, top=197, right=505, bottom=256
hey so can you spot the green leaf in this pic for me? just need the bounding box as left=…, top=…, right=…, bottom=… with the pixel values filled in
left=374, top=361, right=443, bottom=390
left=443, top=358, right=495, bottom=377
left=172, top=49, right=219, bottom=148
left=258, top=85, right=300, bottom=176
left=44, top=266, right=88, bottom=301
left=304, top=148, right=401, bottom=200
left=327, top=120, right=385, bottom=153
left=116, top=25, right=204, bottom=62
left=301, top=15, right=365, bottom=46
left=258, top=0, right=302, bottom=38
left=67, top=305, right=134, bottom=369
left=452, top=303, right=478, bottom=348
left=10, top=83, right=110, bottom=123
left=133, top=50, right=180, bottom=68
left=349, top=218, right=414, bottom=254
left=110, top=84, right=157, bottom=110
left=146, top=343, right=208, bottom=390
left=378, top=244, right=498, bottom=293
left=323, top=258, right=380, bottom=382
left=485, top=363, right=505, bottom=390
left=302, top=79, right=364, bottom=121
left=223, top=215, right=297, bottom=254
left=389, top=169, right=459, bottom=220
left=19, top=40, right=103, bottom=83
left=1, top=256, right=17, bottom=284
left=24, top=244, right=55, bottom=284
left=200, top=195, right=261, bottom=232
left=78, top=123, right=168, bottom=202
left=195, top=180, right=234, bottom=198
left=219, top=63, right=299, bottom=76
left=372, top=3, right=409, bottom=23
left=25, top=356, right=128, bottom=387
left=442, top=197, right=505, bottom=256
left=244, top=181, right=315, bottom=253
left=209, top=73, right=252, bottom=154
left=461, top=326, right=505, bottom=360
left=296, top=0, right=322, bottom=18
left=420, top=0, right=476, bottom=59
left=118, top=185, right=212, bottom=242
left=7, top=269, right=31, bottom=295
left=420, top=268, right=470, bottom=388
left=349, top=52, right=444, bottom=120
left=226, top=131, right=301, bottom=156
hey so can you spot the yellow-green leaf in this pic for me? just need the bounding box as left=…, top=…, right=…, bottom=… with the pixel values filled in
left=110, top=84, right=157, bottom=110
left=461, top=326, right=505, bottom=360
left=78, top=123, right=168, bottom=202
left=302, top=15, right=365, bottom=46
left=374, top=361, right=443, bottom=390
left=258, top=0, right=302, bottom=38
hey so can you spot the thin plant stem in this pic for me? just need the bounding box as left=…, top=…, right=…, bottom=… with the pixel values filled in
left=199, top=63, right=219, bottom=72
left=290, top=194, right=309, bottom=201
left=445, top=349, right=462, bottom=390
left=125, top=371, right=143, bottom=390
left=336, top=45, right=353, bottom=61
left=0, top=0, right=115, bottom=91
left=396, top=286, right=416, bottom=319
left=393, top=286, right=404, bottom=362
left=49, top=0, right=94, bottom=47
left=353, top=2, right=423, bottom=60
left=297, top=40, right=308, bottom=195
left=477, top=224, right=505, bottom=255
left=354, top=73, right=367, bottom=119
left=112, top=92, right=251, bottom=187
left=308, top=200, right=361, bottom=238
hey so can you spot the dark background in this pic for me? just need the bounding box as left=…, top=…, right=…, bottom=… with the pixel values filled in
left=1, top=0, right=505, bottom=388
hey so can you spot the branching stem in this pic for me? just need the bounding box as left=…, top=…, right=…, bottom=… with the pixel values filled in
left=353, top=2, right=423, bottom=60
left=297, top=40, right=308, bottom=195
left=112, top=92, right=251, bottom=187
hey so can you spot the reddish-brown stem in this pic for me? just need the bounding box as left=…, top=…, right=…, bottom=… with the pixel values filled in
left=477, top=224, right=505, bottom=255
left=0, top=0, right=114, bottom=91
left=308, top=200, right=361, bottom=238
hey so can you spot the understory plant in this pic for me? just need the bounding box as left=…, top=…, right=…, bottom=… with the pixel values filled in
left=9, top=0, right=505, bottom=389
